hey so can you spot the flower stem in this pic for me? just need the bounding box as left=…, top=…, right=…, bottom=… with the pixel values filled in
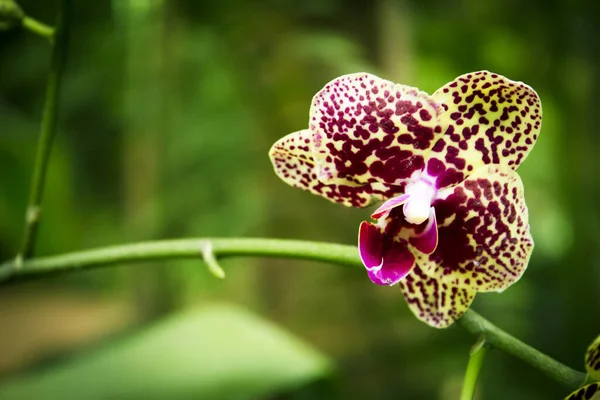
left=460, top=336, right=488, bottom=400
left=3, top=238, right=359, bottom=281
left=458, top=308, right=587, bottom=389
left=21, top=16, right=55, bottom=39
left=0, top=237, right=588, bottom=390
left=17, top=0, right=70, bottom=262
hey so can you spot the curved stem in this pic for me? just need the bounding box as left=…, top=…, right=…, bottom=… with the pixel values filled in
left=22, top=16, right=55, bottom=39
left=460, top=336, right=488, bottom=400
left=2, top=238, right=359, bottom=282
left=458, top=308, right=587, bottom=389
left=17, top=0, right=71, bottom=262
left=0, top=237, right=588, bottom=390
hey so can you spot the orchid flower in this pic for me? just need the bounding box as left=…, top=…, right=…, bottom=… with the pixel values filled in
left=269, top=71, right=542, bottom=328
left=564, top=335, right=600, bottom=399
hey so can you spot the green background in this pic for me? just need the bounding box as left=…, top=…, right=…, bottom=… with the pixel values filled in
left=0, top=0, right=598, bottom=398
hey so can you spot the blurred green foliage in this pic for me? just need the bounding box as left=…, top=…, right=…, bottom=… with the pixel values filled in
left=0, top=304, right=332, bottom=400
left=0, top=0, right=599, bottom=399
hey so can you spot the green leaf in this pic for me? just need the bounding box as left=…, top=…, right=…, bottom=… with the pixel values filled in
left=0, top=303, right=332, bottom=400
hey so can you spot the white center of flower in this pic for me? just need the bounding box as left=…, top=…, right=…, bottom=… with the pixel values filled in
left=403, top=179, right=436, bottom=225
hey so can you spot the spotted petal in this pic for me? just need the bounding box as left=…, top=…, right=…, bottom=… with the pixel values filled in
left=269, top=129, right=397, bottom=207
left=310, top=73, right=445, bottom=190
left=586, top=335, right=600, bottom=381
left=565, top=383, right=600, bottom=400
left=419, top=165, right=533, bottom=292
left=399, top=264, right=476, bottom=328
left=425, top=71, right=542, bottom=188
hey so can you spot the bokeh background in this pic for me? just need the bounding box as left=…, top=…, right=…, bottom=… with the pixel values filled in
left=1, top=0, right=599, bottom=399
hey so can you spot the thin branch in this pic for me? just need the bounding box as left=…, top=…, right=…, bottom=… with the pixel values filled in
left=22, top=16, right=55, bottom=39
left=2, top=238, right=359, bottom=282
left=460, top=336, right=488, bottom=400
left=0, top=237, right=588, bottom=390
left=17, top=0, right=71, bottom=261
left=458, top=308, right=587, bottom=389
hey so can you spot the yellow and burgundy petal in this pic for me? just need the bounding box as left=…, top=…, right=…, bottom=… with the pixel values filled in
left=421, top=165, right=533, bottom=292
left=399, top=264, right=476, bottom=328
left=269, top=129, right=397, bottom=207
left=586, top=335, right=600, bottom=381
left=427, top=71, right=542, bottom=188
left=309, top=73, right=445, bottom=188
left=564, top=383, right=600, bottom=400
left=359, top=221, right=416, bottom=286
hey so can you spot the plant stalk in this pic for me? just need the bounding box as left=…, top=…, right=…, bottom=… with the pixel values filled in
left=458, top=308, right=587, bottom=389
left=17, top=0, right=71, bottom=262
left=22, top=16, right=55, bottom=39
left=0, top=237, right=589, bottom=390
left=460, top=336, right=488, bottom=400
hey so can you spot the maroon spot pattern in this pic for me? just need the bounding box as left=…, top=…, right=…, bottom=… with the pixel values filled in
left=425, top=166, right=533, bottom=292
left=309, top=73, right=444, bottom=187
left=431, top=71, right=542, bottom=187
left=269, top=71, right=542, bottom=328
left=399, top=265, right=475, bottom=328
left=269, top=130, right=402, bottom=207
left=586, top=336, right=600, bottom=379
left=565, top=383, right=600, bottom=400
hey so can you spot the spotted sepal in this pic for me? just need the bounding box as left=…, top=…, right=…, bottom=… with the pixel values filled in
left=565, top=383, right=600, bottom=400
left=426, top=71, right=542, bottom=189
left=269, top=129, right=397, bottom=207
left=586, top=335, right=600, bottom=381
left=309, top=73, right=445, bottom=189
left=398, top=264, right=476, bottom=328
left=419, top=165, right=533, bottom=292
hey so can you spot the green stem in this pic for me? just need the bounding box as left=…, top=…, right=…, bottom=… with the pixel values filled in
left=458, top=308, right=587, bottom=389
left=0, top=237, right=588, bottom=390
left=21, top=16, right=55, bottom=39
left=460, top=336, right=488, bottom=400
left=17, top=0, right=70, bottom=262
left=3, top=238, right=359, bottom=282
